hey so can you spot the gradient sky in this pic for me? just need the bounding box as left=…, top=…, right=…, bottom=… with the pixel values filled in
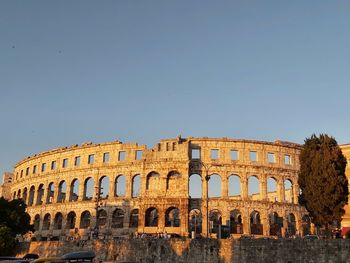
left=1, top=1, right=350, bottom=181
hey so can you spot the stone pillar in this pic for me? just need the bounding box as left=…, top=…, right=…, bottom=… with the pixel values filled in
left=140, top=174, right=147, bottom=197
left=54, top=180, right=60, bottom=203
left=65, top=183, right=71, bottom=202
left=262, top=211, right=269, bottom=236
left=43, top=184, right=49, bottom=204
left=126, top=173, right=133, bottom=199
left=293, top=183, right=299, bottom=204
left=158, top=207, right=165, bottom=233
left=281, top=217, right=288, bottom=237
left=243, top=208, right=250, bottom=234
left=278, top=181, right=285, bottom=202
left=261, top=177, right=267, bottom=201
left=241, top=175, right=248, bottom=200
left=311, top=223, right=316, bottom=235
left=78, top=179, right=85, bottom=201
left=75, top=212, right=81, bottom=230
left=202, top=174, right=207, bottom=199
left=222, top=175, right=228, bottom=198
left=109, top=175, right=115, bottom=198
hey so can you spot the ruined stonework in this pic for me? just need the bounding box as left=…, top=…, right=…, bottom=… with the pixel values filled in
left=9, top=137, right=310, bottom=240
left=0, top=172, right=13, bottom=199
left=340, top=144, right=350, bottom=231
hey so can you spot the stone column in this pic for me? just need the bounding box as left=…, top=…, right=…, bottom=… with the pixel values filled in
left=140, top=174, right=147, bottom=197
left=278, top=181, right=285, bottom=202
left=293, top=183, right=299, bottom=204
left=243, top=208, right=250, bottom=234
left=158, top=207, right=165, bottom=233
left=126, top=173, right=133, bottom=198
left=54, top=180, right=60, bottom=203
left=261, top=177, right=267, bottom=201
left=222, top=175, right=228, bottom=198
left=202, top=174, right=207, bottom=200
left=78, top=178, right=85, bottom=201
left=241, top=176, right=248, bottom=200
left=43, top=183, right=49, bottom=204
left=262, top=211, right=269, bottom=236
left=65, top=183, right=71, bottom=202
left=109, top=175, right=115, bottom=198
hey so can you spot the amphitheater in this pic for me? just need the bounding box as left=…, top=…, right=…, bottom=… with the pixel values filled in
left=4, top=136, right=342, bottom=240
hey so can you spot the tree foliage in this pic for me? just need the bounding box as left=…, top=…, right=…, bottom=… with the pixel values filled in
left=0, top=197, right=33, bottom=255
left=298, top=134, right=348, bottom=227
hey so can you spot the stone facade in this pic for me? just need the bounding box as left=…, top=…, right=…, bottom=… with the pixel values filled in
left=0, top=172, right=13, bottom=199
left=340, top=144, right=350, bottom=231
left=9, top=137, right=309, bottom=240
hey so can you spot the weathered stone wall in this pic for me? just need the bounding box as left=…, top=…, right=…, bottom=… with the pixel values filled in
left=16, top=239, right=350, bottom=263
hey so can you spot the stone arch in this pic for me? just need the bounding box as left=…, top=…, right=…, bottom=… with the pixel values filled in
left=269, top=211, right=282, bottom=236
left=129, top=209, right=139, bottom=228
left=209, top=209, right=222, bottom=235
left=146, top=172, right=160, bottom=191
left=302, top=214, right=311, bottom=236
left=42, top=213, right=51, bottom=230
left=99, top=176, right=109, bottom=199
left=80, top=210, right=91, bottom=229
left=145, top=207, right=159, bottom=227
left=53, top=212, right=63, bottom=230
left=248, top=175, right=260, bottom=200
left=22, top=187, right=28, bottom=204
left=66, top=211, right=76, bottom=229
left=36, top=184, right=44, bottom=205
left=97, top=209, right=108, bottom=227
left=111, top=208, right=125, bottom=228
left=287, top=213, right=296, bottom=236
left=228, top=175, right=241, bottom=198
left=189, top=209, right=202, bottom=235
left=284, top=179, right=293, bottom=203
left=28, top=185, right=35, bottom=206
left=83, top=177, right=94, bottom=200
left=165, top=207, right=180, bottom=227
left=230, top=209, right=243, bottom=234
left=57, top=180, right=66, bottom=203
left=132, top=174, right=140, bottom=198
left=69, top=179, right=79, bottom=201
left=208, top=174, right=222, bottom=197
left=34, top=214, right=40, bottom=231
left=115, top=175, right=126, bottom=197
left=46, top=182, right=54, bottom=204
left=267, top=177, right=278, bottom=202
left=250, top=210, right=263, bottom=235
left=166, top=171, right=181, bottom=190
left=189, top=173, right=202, bottom=198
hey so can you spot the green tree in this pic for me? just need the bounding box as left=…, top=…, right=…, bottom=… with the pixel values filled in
left=0, top=197, right=33, bottom=255
left=298, top=134, right=348, bottom=230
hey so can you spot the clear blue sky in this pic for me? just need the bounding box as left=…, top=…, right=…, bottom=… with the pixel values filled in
left=1, top=1, right=350, bottom=181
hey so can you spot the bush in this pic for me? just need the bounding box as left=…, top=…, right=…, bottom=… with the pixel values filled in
left=0, top=225, right=16, bottom=256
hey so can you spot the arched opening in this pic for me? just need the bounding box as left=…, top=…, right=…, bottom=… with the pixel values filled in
left=17, top=189, right=21, bottom=199
left=46, top=182, right=54, bottom=204
left=42, top=213, right=51, bottom=230
left=250, top=210, right=263, bottom=235
left=132, top=175, right=140, bottom=198
left=189, top=174, right=202, bottom=198
left=111, top=208, right=124, bottom=228
left=302, top=215, right=311, bottom=236
left=36, top=184, right=44, bottom=205
left=66, top=211, right=76, bottom=229
left=97, top=209, right=108, bottom=227
left=269, top=212, right=282, bottom=236
left=80, top=211, right=91, bottom=229
left=228, top=175, right=241, bottom=198
left=284, top=179, right=293, bottom=203
left=28, top=186, right=35, bottom=206
left=83, top=177, right=94, bottom=200
left=166, top=171, right=181, bottom=190
left=208, top=174, right=222, bottom=197
left=22, top=187, right=28, bottom=204
left=115, top=175, right=126, bottom=197
left=34, top=214, right=40, bottom=231
left=209, top=210, right=222, bottom=235
left=54, top=212, right=63, bottom=230
left=146, top=172, right=160, bottom=191
left=189, top=209, right=202, bottom=235
left=99, top=176, right=109, bottom=199
left=70, top=179, right=79, bottom=201
left=267, top=177, right=278, bottom=202
left=248, top=176, right=260, bottom=200
left=287, top=213, right=296, bottom=237
left=145, top=207, right=158, bottom=227
left=165, top=207, right=180, bottom=227
left=57, top=181, right=66, bottom=203
left=230, top=209, right=243, bottom=234
left=129, top=209, right=139, bottom=228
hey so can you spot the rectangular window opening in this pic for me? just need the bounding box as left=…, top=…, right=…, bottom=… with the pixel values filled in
left=211, top=149, right=219, bottom=160
left=250, top=151, right=257, bottom=162
left=26, top=167, right=29, bottom=176
left=88, top=154, right=95, bottom=164
left=51, top=161, right=56, bottom=170
left=41, top=163, right=46, bottom=172
left=191, top=148, right=200, bottom=159
left=103, top=152, right=110, bottom=163
left=230, top=150, right=238, bottom=160
left=74, top=156, right=81, bottom=166
left=284, top=155, right=291, bottom=165
left=33, top=165, right=37, bottom=174
left=135, top=150, right=142, bottom=160
left=62, top=158, right=68, bottom=168
left=118, top=151, right=126, bottom=161
left=267, top=152, right=275, bottom=163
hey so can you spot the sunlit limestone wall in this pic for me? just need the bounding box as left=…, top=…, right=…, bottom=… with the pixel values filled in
left=340, top=144, right=350, bottom=230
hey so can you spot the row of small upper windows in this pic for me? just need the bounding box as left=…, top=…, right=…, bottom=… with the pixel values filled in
left=191, top=148, right=292, bottom=165
left=17, top=150, right=143, bottom=178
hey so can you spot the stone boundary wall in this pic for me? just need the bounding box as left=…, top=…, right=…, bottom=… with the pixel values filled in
left=16, top=239, right=350, bottom=263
